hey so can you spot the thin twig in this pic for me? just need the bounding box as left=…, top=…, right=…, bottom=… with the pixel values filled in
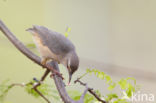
left=74, top=79, right=107, bottom=103
left=32, top=70, right=51, bottom=103
left=80, top=85, right=89, bottom=100
left=77, top=72, right=89, bottom=80
left=2, top=81, right=51, bottom=103
left=33, top=87, right=51, bottom=103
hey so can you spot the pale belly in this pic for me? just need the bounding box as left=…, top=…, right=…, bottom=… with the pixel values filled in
left=32, top=34, right=59, bottom=62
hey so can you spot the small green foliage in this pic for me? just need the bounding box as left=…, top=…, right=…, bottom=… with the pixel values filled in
left=0, top=68, right=139, bottom=103
left=67, top=27, right=71, bottom=32
left=105, top=93, right=118, bottom=102
left=108, top=82, right=116, bottom=91
left=95, top=90, right=101, bottom=97
left=118, top=78, right=128, bottom=90
left=26, top=43, right=36, bottom=49
left=64, top=27, right=71, bottom=37
left=118, top=77, right=136, bottom=98
left=69, top=90, right=100, bottom=103
left=97, top=72, right=105, bottom=79
left=25, top=81, right=51, bottom=98
left=25, top=83, right=39, bottom=98
left=113, top=99, right=129, bottom=103
left=0, top=79, right=13, bottom=102
left=85, top=68, right=116, bottom=91
left=68, top=90, right=81, bottom=100
left=81, top=68, right=139, bottom=103
left=0, top=79, right=59, bottom=102
left=126, top=83, right=135, bottom=97
left=105, top=75, right=112, bottom=83
left=84, top=94, right=95, bottom=103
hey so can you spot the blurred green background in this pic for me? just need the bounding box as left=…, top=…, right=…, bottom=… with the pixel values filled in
left=0, top=0, right=156, bottom=103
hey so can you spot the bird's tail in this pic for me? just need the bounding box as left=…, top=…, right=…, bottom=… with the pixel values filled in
left=26, top=25, right=41, bottom=34
left=26, top=28, right=33, bottom=31
left=26, top=26, right=36, bottom=34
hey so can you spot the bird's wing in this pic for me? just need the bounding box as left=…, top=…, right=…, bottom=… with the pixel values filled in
left=31, top=25, right=75, bottom=55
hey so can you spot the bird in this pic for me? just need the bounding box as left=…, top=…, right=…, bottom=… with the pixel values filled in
left=26, top=25, right=79, bottom=83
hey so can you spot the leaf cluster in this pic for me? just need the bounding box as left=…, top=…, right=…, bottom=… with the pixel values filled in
left=0, top=68, right=139, bottom=103
left=84, top=68, right=139, bottom=103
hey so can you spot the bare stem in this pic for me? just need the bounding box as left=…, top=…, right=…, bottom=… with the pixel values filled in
left=74, top=79, right=107, bottom=103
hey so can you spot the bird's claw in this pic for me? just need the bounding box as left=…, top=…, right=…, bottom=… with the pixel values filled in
left=41, top=60, right=64, bottom=80
left=50, top=72, right=64, bottom=80
left=41, top=58, right=50, bottom=66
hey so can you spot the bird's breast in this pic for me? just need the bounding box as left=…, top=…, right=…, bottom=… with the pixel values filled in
left=32, top=34, right=59, bottom=61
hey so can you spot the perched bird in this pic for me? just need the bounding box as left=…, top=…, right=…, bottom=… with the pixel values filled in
left=26, top=25, right=79, bottom=83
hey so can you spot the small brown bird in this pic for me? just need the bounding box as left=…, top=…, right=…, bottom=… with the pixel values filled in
left=26, top=25, right=79, bottom=83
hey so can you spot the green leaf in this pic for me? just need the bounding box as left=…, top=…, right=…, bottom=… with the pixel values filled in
left=105, top=93, right=118, bottom=102
left=126, top=77, right=136, bottom=85
left=86, top=68, right=91, bottom=73
left=84, top=94, right=95, bottom=103
left=93, top=69, right=98, bottom=75
left=105, top=75, right=112, bottom=84
left=25, top=83, right=51, bottom=98
left=64, top=27, right=71, bottom=37
left=73, top=95, right=81, bottom=100
left=78, top=68, right=138, bottom=103
left=108, top=82, right=116, bottom=91
left=118, top=79, right=127, bottom=90
left=114, top=99, right=129, bottom=103
left=125, top=83, right=135, bottom=97
left=65, top=32, right=69, bottom=37
left=97, top=72, right=105, bottom=79
left=26, top=43, right=36, bottom=48
left=67, top=27, right=71, bottom=32
left=0, top=79, right=12, bottom=102
left=107, top=93, right=118, bottom=98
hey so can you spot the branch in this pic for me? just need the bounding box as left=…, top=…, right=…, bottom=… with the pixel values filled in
left=1, top=81, right=51, bottom=103
left=0, top=19, right=80, bottom=103
left=33, top=85, right=51, bottom=103
left=74, top=79, right=107, bottom=103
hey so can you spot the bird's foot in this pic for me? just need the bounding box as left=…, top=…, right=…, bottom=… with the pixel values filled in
left=50, top=71, right=64, bottom=80
left=41, top=59, right=64, bottom=80
left=41, top=58, right=48, bottom=66
left=57, top=61, right=60, bottom=64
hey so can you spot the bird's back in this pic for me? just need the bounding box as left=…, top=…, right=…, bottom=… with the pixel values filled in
left=29, top=25, right=75, bottom=56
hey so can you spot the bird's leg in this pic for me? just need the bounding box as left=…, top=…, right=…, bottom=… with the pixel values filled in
left=41, top=58, right=64, bottom=80
left=47, top=65, right=64, bottom=80
left=32, top=69, right=51, bottom=103
left=41, top=58, right=49, bottom=66
left=57, top=61, right=60, bottom=64
left=50, top=72, right=64, bottom=80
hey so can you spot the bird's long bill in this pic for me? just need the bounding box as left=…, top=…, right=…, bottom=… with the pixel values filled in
left=67, top=66, right=72, bottom=84
left=68, top=73, right=72, bottom=84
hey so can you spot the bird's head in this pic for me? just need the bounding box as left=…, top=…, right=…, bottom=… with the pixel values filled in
left=67, top=51, right=79, bottom=84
